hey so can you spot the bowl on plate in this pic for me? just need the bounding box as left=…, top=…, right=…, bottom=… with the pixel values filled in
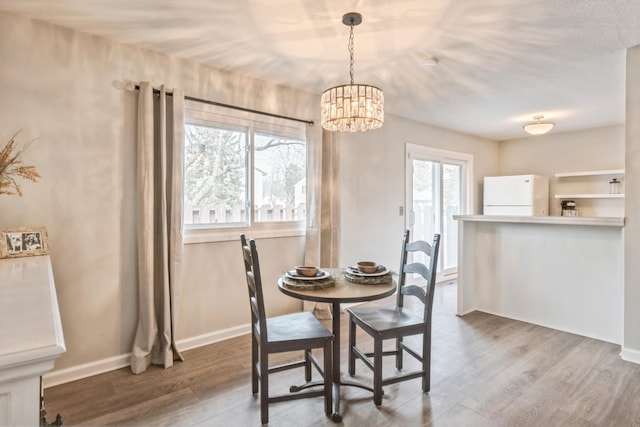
left=356, top=261, right=378, bottom=274
left=295, top=266, right=319, bottom=277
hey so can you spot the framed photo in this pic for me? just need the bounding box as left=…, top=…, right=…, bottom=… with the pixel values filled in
left=0, top=226, right=49, bottom=258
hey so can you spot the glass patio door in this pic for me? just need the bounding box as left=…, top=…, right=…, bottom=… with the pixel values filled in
left=406, top=144, right=472, bottom=279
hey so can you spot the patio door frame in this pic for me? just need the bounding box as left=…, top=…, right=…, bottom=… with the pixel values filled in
left=405, top=143, right=473, bottom=281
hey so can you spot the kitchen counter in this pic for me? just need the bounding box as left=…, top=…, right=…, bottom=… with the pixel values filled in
left=453, top=214, right=624, bottom=227
left=454, top=215, right=623, bottom=344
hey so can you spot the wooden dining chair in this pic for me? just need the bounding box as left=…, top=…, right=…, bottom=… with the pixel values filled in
left=345, top=230, right=441, bottom=406
left=240, top=234, right=333, bottom=425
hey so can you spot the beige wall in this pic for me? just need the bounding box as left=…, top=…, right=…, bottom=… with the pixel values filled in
left=4, top=9, right=635, bottom=383
left=0, top=11, right=313, bottom=373
left=0, top=11, right=501, bottom=380
left=624, top=44, right=640, bottom=358
left=337, top=119, right=499, bottom=270
left=498, top=121, right=639, bottom=356
left=499, top=125, right=625, bottom=216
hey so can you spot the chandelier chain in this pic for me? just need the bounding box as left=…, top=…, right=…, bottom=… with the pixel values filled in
left=348, top=23, right=355, bottom=85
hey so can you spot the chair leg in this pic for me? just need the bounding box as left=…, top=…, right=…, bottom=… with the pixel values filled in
left=396, top=337, right=404, bottom=370
left=252, top=335, right=259, bottom=394
left=373, top=338, right=384, bottom=406
left=422, top=329, right=432, bottom=393
left=260, top=349, right=269, bottom=424
left=305, top=349, right=312, bottom=382
left=348, top=317, right=356, bottom=375
left=323, top=340, right=333, bottom=416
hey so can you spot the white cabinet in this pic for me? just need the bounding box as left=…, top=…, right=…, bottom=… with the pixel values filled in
left=0, top=256, right=65, bottom=426
left=553, top=169, right=624, bottom=217
left=454, top=215, right=623, bottom=344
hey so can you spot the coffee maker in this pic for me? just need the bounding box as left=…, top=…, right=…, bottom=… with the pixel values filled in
left=561, top=200, right=577, bottom=216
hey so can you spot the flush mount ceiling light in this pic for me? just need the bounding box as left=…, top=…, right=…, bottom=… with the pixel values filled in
left=420, top=56, right=440, bottom=68
left=523, top=115, right=555, bottom=135
left=321, top=12, right=384, bottom=132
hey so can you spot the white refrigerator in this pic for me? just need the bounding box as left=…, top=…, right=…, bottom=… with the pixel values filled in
left=483, top=174, right=549, bottom=216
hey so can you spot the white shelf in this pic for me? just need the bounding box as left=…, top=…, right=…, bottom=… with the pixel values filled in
left=555, top=169, right=624, bottom=178
left=555, top=193, right=624, bottom=199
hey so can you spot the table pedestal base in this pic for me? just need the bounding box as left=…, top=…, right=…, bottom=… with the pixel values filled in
left=277, top=272, right=396, bottom=423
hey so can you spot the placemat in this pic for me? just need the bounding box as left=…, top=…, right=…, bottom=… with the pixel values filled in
left=281, top=275, right=336, bottom=290
left=344, top=272, right=393, bottom=285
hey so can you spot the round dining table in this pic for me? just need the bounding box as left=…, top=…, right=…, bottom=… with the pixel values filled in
left=278, top=268, right=396, bottom=422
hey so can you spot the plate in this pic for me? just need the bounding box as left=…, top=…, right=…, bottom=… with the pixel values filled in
left=346, top=265, right=390, bottom=277
left=285, top=269, right=331, bottom=281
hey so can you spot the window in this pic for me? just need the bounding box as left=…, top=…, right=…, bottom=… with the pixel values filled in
left=253, top=132, right=307, bottom=222
left=183, top=100, right=307, bottom=242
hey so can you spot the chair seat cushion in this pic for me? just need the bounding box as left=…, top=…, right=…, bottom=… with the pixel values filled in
left=347, top=306, right=424, bottom=335
left=266, top=311, right=333, bottom=344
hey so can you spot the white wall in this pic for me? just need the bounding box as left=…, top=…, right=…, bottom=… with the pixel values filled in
left=499, top=125, right=625, bottom=216
left=337, top=118, right=499, bottom=270
left=498, top=122, right=639, bottom=356
left=623, top=44, right=640, bottom=361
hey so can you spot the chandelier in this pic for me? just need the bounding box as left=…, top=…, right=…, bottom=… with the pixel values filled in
left=523, top=115, right=554, bottom=135
left=321, top=12, right=384, bottom=132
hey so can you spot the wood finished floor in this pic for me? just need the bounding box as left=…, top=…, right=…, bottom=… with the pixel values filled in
left=44, top=281, right=640, bottom=426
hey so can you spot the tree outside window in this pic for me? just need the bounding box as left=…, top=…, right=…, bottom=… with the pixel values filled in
left=183, top=117, right=306, bottom=227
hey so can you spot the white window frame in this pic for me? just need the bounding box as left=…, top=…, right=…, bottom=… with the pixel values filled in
left=405, top=143, right=474, bottom=280
left=183, top=101, right=307, bottom=244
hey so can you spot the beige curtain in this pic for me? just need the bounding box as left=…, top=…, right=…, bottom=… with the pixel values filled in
left=130, top=83, right=185, bottom=374
left=304, top=127, right=340, bottom=318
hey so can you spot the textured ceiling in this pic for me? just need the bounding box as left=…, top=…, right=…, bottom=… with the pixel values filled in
left=1, top=0, right=639, bottom=140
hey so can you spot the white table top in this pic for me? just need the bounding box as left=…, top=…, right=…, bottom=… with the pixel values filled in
left=0, top=255, right=66, bottom=375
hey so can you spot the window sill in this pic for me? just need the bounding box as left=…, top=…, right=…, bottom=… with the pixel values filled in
left=184, top=225, right=306, bottom=244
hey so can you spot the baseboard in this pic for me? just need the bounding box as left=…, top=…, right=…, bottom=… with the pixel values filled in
left=43, top=353, right=131, bottom=388
left=175, top=323, right=251, bottom=352
left=620, top=347, right=640, bottom=364
left=43, top=323, right=251, bottom=388
left=475, top=308, right=622, bottom=345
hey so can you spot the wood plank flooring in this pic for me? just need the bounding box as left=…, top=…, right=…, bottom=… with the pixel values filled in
left=43, top=281, right=640, bottom=426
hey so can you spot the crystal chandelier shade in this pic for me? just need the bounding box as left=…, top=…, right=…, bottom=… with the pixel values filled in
left=321, top=84, right=384, bottom=132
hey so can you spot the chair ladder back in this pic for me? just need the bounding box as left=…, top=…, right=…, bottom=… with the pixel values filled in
left=405, top=239, right=434, bottom=256
left=401, top=284, right=427, bottom=303
left=397, top=231, right=441, bottom=316
left=240, top=234, right=268, bottom=343
left=396, top=230, right=411, bottom=308
left=243, top=248, right=258, bottom=297
left=399, top=262, right=431, bottom=306
left=421, top=234, right=441, bottom=324
left=245, top=270, right=260, bottom=320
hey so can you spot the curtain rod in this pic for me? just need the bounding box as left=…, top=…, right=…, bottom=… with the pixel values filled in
left=135, top=84, right=314, bottom=127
